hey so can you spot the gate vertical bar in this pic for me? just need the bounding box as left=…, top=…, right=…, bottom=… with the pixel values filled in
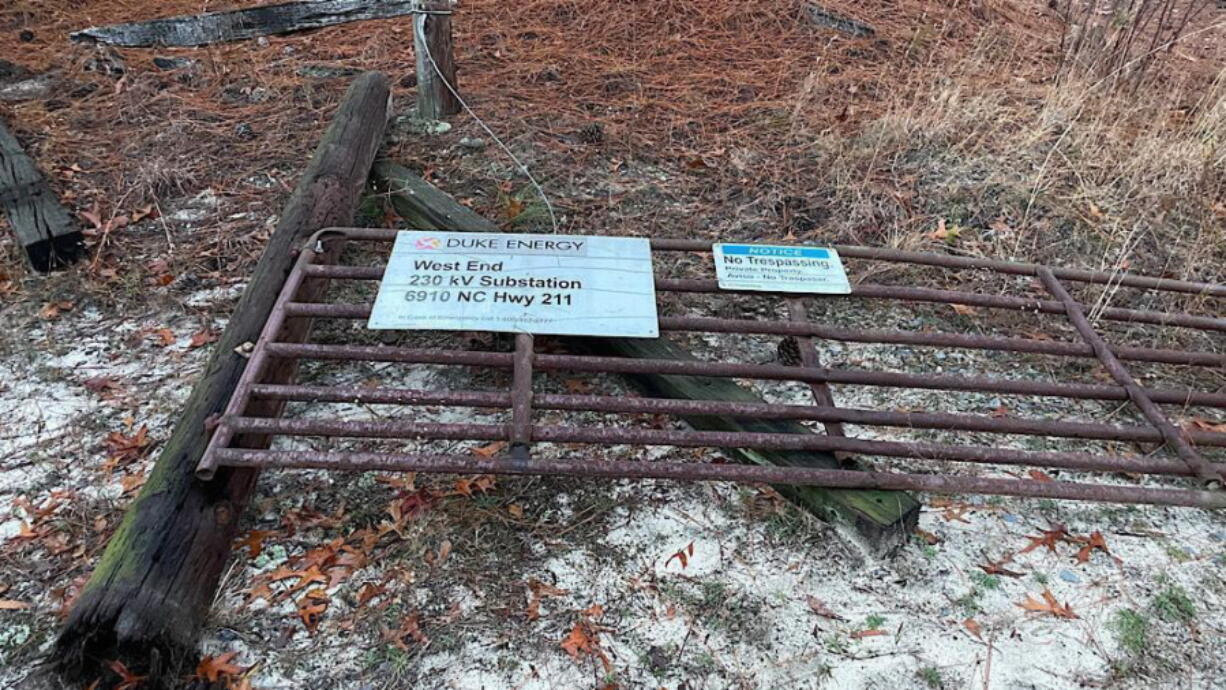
left=509, top=333, right=535, bottom=461
left=785, top=297, right=847, bottom=439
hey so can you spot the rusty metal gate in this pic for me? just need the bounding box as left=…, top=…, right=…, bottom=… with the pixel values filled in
left=197, top=228, right=1226, bottom=509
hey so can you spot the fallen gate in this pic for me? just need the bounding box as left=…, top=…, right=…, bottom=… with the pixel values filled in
left=197, top=228, right=1226, bottom=509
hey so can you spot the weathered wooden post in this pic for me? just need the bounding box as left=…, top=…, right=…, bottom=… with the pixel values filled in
left=413, top=0, right=461, bottom=119
left=0, top=120, right=84, bottom=271
left=54, top=72, right=392, bottom=683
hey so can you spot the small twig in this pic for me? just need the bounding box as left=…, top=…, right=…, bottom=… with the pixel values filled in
left=983, top=633, right=995, bottom=690
left=552, top=503, right=617, bottom=539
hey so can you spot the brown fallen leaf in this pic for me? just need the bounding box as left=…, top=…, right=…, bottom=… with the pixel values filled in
left=0, top=600, right=31, bottom=610
left=195, top=651, right=243, bottom=683
left=1027, top=469, right=1055, bottom=482
left=665, top=541, right=695, bottom=570
left=108, top=660, right=147, bottom=690
left=297, top=591, right=328, bottom=632
left=83, top=377, right=121, bottom=394
left=685, top=156, right=710, bottom=170
left=850, top=629, right=887, bottom=639
left=383, top=612, right=430, bottom=650
left=119, top=471, right=146, bottom=495
left=130, top=204, right=157, bottom=223
left=470, top=441, right=507, bottom=458
left=928, top=218, right=960, bottom=242
left=1019, top=524, right=1070, bottom=555
left=79, top=205, right=103, bottom=230
left=526, top=578, right=569, bottom=621
left=236, top=529, right=275, bottom=559
left=151, top=328, right=175, bottom=347
left=1073, top=530, right=1113, bottom=564
left=453, top=474, right=496, bottom=496
left=423, top=539, right=452, bottom=566
left=1181, top=417, right=1226, bottom=433
left=189, top=328, right=218, bottom=348
left=979, top=559, right=1025, bottom=578
left=502, top=196, right=525, bottom=221
left=951, top=303, right=978, bottom=316
left=39, top=300, right=74, bottom=320
left=563, top=378, right=593, bottom=394
left=962, top=617, right=983, bottom=640
left=272, top=565, right=327, bottom=594
left=357, top=582, right=386, bottom=607
left=937, top=502, right=973, bottom=523
left=1017, top=589, right=1078, bottom=620
left=507, top=503, right=524, bottom=519
left=374, top=473, right=417, bottom=491
left=14, top=521, right=38, bottom=540
left=913, top=528, right=941, bottom=545
left=397, top=489, right=434, bottom=520
left=104, top=425, right=150, bottom=465
left=805, top=595, right=847, bottom=621
left=403, top=612, right=430, bottom=645
left=245, top=582, right=274, bottom=605
left=560, top=621, right=593, bottom=659
left=560, top=614, right=611, bottom=671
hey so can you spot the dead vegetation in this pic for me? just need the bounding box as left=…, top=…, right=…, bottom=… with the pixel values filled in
left=1, top=0, right=1222, bottom=295
left=1, top=0, right=1225, bottom=688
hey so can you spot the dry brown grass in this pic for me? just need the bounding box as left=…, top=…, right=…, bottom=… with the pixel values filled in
left=795, top=47, right=1225, bottom=285
left=0, top=0, right=1222, bottom=310
left=1054, top=0, right=1217, bottom=87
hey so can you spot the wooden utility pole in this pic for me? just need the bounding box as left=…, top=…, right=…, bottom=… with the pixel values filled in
left=55, top=72, right=391, bottom=683
left=413, top=1, right=460, bottom=119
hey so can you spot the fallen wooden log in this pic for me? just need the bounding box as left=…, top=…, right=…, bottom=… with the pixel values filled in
left=0, top=120, right=84, bottom=271
left=71, top=0, right=422, bottom=47
left=372, top=161, right=920, bottom=552
left=54, top=72, right=391, bottom=682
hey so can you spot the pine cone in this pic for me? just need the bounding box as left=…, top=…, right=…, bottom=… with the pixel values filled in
left=777, top=337, right=803, bottom=367
left=578, top=123, right=604, bottom=144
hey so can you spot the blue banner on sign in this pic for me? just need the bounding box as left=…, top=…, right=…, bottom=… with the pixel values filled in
left=720, top=245, right=831, bottom=259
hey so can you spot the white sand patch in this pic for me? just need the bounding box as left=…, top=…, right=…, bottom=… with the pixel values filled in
left=3, top=280, right=1222, bottom=689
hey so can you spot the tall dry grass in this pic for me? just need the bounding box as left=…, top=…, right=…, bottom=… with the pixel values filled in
left=1054, top=0, right=1215, bottom=88
left=800, top=38, right=1225, bottom=287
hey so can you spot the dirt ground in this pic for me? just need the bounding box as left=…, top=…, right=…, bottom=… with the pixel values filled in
left=2, top=1, right=1225, bottom=689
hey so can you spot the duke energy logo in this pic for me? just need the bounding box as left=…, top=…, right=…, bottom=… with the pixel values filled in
left=415, top=237, right=442, bottom=250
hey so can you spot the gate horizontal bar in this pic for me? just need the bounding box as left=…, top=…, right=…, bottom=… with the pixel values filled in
left=212, top=448, right=1226, bottom=509
left=229, top=416, right=1226, bottom=477
left=262, top=342, right=1226, bottom=409
left=301, top=265, right=1226, bottom=334
left=249, top=383, right=1226, bottom=447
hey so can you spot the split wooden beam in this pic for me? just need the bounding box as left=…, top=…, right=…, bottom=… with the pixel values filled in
left=372, top=161, right=921, bottom=552
left=54, top=72, right=392, bottom=682
left=71, top=0, right=422, bottom=47
left=0, top=120, right=84, bottom=271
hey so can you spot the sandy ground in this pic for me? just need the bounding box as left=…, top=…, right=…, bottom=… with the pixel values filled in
left=1, top=257, right=1223, bottom=689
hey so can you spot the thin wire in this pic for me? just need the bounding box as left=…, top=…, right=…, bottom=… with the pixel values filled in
left=414, top=15, right=560, bottom=234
